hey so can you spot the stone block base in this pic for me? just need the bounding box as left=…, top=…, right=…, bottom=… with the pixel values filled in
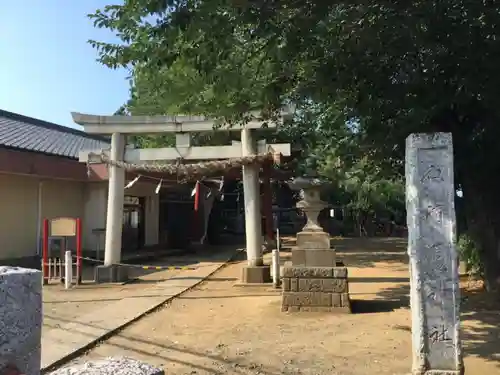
left=292, top=249, right=336, bottom=267
left=241, top=265, right=271, bottom=284
left=94, top=265, right=129, bottom=283
left=281, top=265, right=351, bottom=313
left=296, top=231, right=331, bottom=250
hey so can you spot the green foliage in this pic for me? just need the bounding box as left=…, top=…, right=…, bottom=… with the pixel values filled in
left=457, top=233, right=483, bottom=276
left=89, top=0, right=409, bottom=226
left=321, top=150, right=404, bottom=214
left=89, top=0, right=500, bottom=286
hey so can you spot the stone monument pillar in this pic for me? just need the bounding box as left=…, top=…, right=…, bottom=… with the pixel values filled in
left=406, top=133, right=464, bottom=375
left=0, top=267, right=42, bottom=375
left=281, top=177, right=350, bottom=312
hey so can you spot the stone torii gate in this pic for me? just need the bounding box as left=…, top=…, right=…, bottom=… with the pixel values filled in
left=72, top=110, right=292, bottom=283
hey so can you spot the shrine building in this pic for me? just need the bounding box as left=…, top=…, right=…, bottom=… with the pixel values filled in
left=0, top=109, right=292, bottom=270
left=0, top=109, right=187, bottom=268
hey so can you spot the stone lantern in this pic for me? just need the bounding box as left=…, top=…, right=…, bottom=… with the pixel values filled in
left=293, top=177, right=328, bottom=232
left=287, top=176, right=332, bottom=264
left=281, top=175, right=351, bottom=313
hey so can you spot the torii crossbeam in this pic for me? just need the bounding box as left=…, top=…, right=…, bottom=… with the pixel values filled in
left=72, top=108, right=293, bottom=283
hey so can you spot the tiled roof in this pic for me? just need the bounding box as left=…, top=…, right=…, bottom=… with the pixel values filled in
left=0, top=109, right=110, bottom=159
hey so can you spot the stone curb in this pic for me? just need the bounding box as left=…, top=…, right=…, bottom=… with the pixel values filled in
left=41, top=249, right=243, bottom=374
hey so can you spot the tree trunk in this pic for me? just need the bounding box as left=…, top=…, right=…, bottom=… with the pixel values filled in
left=462, top=179, right=500, bottom=292
left=430, top=105, right=500, bottom=293
left=357, top=211, right=368, bottom=237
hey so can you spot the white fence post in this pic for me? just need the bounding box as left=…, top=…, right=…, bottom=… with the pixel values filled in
left=64, top=251, right=72, bottom=290
left=272, top=249, right=280, bottom=288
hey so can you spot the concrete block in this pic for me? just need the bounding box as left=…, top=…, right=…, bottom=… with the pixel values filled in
left=330, top=279, right=348, bottom=293
left=282, top=292, right=332, bottom=307
left=305, top=249, right=336, bottom=267
left=341, top=293, right=350, bottom=308
left=0, top=266, right=42, bottom=375
left=332, top=267, right=348, bottom=278
left=282, top=266, right=333, bottom=278
left=331, top=292, right=342, bottom=307
left=241, top=265, right=271, bottom=284
left=48, top=357, right=164, bottom=375
left=298, top=278, right=322, bottom=292
left=296, top=231, right=330, bottom=250
left=293, top=306, right=333, bottom=312
left=282, top=305, right=351, bottom=313
left=282, top=278, right=291, bottom=291
left=292, top=249, right=336, bottom=267
left=95, top=265, right=129, bottom=283
left=297, top=278, right=347, bottom=293
left=290, top=249, right=305, bottom=265
left=282, top=266, right=348, bottom=279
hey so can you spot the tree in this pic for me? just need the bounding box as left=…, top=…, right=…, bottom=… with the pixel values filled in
left=89, top=1, right=500, bottom=291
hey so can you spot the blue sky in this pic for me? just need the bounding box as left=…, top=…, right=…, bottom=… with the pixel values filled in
left=0, top=1, right=129, bottom=129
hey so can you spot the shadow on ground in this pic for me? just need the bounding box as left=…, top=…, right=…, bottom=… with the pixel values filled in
left=332, top=236, right=500, bottom=367
left=370, top=281, right=500, bottom=368
left=281, top=236, right=408, bottom=268
left=350, top=281, right=410, bottom=314
left=333, top=237, right=408, bottom=268
left=70, top=245, right=246, bottom=284
left=125, top=276, right=239, bottom=285
left=460, top=288, right=500, bottom=368
left=43, top=315, right=286, bottom=375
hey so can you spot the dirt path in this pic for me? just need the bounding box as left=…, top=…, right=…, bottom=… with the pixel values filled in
left=68, top=238, right=500, bottom=375
left=43, top=250, right=227, bottom=336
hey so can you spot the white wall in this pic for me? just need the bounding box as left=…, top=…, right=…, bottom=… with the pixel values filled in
left=0, top=175, right=162, bottom=261
left=0, top=174, right=39, bottom=259
left=41, top=179, right=85, bottom=222
left=82, top=182, right=107, bottom=250
left=0, top=174, right=86, bottom=261
left=41, top=179, right=86, bottom=254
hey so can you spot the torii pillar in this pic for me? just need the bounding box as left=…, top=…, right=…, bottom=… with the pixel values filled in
left=104, top=133, right=126, bottom=266
left=240, top=128, right=268, bottom=282
left=73, top=110, right=292, bottom=283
